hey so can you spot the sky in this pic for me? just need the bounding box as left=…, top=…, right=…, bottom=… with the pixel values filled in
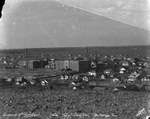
left=0, top=0, right=150, bottom=49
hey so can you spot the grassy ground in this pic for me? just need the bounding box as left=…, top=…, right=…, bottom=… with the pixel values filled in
left=0, top=86, right=149, bottom=119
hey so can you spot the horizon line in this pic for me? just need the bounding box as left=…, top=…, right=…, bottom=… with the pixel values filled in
left=1, top=45, right=150, bottom=51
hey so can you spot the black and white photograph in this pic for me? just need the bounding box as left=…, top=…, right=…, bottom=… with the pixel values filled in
left=0, top=0, right=150, bottom=118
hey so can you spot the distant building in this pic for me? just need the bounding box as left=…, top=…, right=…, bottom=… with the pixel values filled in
left=28, top=60, right=40, bottom=69
left=104, top=69, right=112, bottom=74
left=120, top=61, right=129, bottom=67
left=18, top=60, right=27, bottom=68
left=119, top=67, right=126, bottom=74
left=88, top=70, right=96, bottom=76
left=55, top=60, right=90, bottom=72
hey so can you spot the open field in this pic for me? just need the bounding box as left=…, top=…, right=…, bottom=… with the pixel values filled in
left=0, top=87, right=149, bottom=119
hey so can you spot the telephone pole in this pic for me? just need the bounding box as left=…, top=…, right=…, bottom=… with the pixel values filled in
left=25, top=48, right=28, bottom=69
left=85, top=46, right=89, bottom=59
left=95, top=50, right=98, bottom=60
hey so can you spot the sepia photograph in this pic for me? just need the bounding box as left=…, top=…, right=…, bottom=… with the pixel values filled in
left=0, top=0, right=150, bottom=118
